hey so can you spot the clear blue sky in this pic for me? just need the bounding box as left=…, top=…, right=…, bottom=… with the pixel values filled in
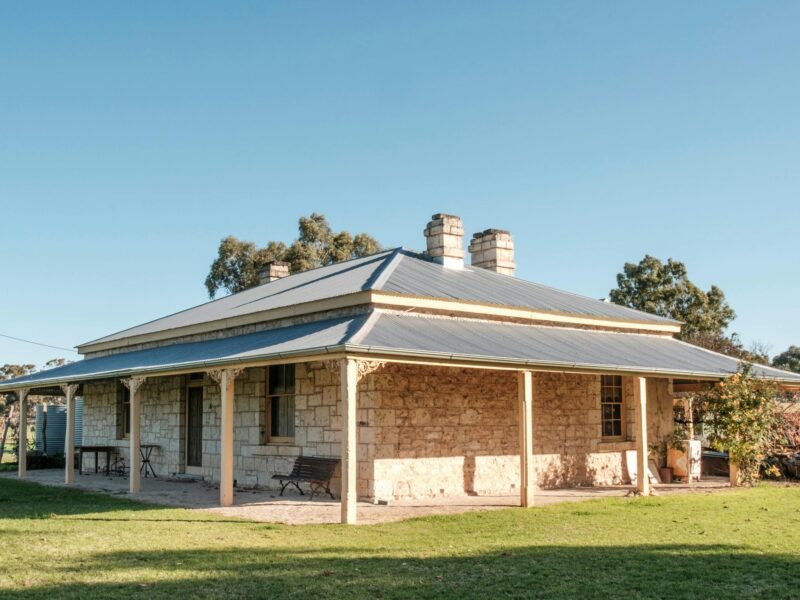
left=1, top=2, right=798, bottom=368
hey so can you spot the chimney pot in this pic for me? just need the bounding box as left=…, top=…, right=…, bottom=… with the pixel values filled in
left=424, top=213, right=464, bottom=269
left=258, top=260, right=290, bottom=285
left=468, top=229, right=515, bottom=276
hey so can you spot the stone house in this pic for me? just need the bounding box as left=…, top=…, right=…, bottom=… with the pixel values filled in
left=3, top=213, right=799, bottom=523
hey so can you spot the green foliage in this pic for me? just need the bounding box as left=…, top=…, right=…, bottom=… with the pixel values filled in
left=8, top=425, right=35, bottom=460
left=697, top=366, right=782, bottom=485
left=0, top=364, right=36, bottom=381
left=205, top=213, right=381, bottom=298
left=772, top=346, right=800, bottom=373
left=609, top=255, right=735, bottom=339
left=1, top=363, right=36, bottom=413
left=42, top=358, right=69, bottom=370
left=204, top=237, right=287, bottom=297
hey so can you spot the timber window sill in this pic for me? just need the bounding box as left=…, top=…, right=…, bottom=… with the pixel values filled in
left=251, top=444, right=302, bottom=456
left=597, top=440, right=636, bottom=452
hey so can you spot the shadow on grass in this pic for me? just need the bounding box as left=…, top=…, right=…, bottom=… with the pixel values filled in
left=0, top=477, right=183, bottom=520
left=5, top=543, right=799, bottom=599
left=0, top=477, right=283, bottom=526
left=57, top=516, right=260, bottom=524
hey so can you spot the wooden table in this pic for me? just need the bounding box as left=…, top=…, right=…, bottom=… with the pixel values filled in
left=76, top=445, right=116, bottom=476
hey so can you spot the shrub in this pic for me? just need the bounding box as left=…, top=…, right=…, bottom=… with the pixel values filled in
left=697, top=365, right=785, bottom=485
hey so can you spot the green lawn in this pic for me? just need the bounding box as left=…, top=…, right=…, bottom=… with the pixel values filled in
left=1, top=479, right=798, bottom=599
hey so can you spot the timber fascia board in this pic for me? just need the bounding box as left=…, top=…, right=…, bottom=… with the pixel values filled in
left=369, top=292, right=682, bottom=334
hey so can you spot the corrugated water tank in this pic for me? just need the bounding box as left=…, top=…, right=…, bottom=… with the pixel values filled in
left=34, top=400, right=84, bottom=455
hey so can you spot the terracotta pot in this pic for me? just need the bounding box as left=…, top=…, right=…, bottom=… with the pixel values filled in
left=659, top=467, right=674, bottom=484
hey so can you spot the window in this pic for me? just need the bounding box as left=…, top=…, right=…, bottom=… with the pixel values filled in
left=265, top=364, right=295, bottom=443
left=117, top=384, right=131, bottom=439
left=600, top=375, right=623, bottom=439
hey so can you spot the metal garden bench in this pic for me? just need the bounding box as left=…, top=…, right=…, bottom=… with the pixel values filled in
left=272, top=456, right=340, bottom=500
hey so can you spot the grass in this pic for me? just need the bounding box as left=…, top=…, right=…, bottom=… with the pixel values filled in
left=1, top=441, right=17, bottom=464
left=0, top=479, right=799, bottom=599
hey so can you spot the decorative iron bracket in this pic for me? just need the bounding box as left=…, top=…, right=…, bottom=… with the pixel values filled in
left=207, top=367, right=244, bottom=386
left=323, top=359, right=386, bottom=381
left=356, top=360, right=386, bottom=381
left=120, top=376, right=147, bottom=396
left=60, top=383, right=79, bottom=399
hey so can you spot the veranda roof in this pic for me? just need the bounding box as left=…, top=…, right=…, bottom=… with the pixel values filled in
left=3, top=310, right=799, bottom=393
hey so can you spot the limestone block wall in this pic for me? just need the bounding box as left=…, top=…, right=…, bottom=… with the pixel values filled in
left=362, top=365, right=674, bottom=500
left=80, top=366, right=336, bottom=491
left=362, top=364, right=517, bottom=499
left=81, top=376, right=185, bottom=475
left=201, top=367, right=302, bottom=488
left=80, top=361, right=674, bottom=501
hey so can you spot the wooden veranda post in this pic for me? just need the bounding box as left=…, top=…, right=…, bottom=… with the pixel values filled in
left=340, top=358, right=358, bottom=524
left=121, top=376, right=146, bottom=494
left=633, top=376, right=650, bottom=495
left=62, top=383, right=79, bottom=484
left=17, top=388, right=30, bottom=478
left=209, top=368, right=242, bottom=508
left=518, top=370, right=535, bottom=507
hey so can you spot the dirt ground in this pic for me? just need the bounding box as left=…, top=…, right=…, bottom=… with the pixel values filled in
left=0, top=468, right=734, bottom=525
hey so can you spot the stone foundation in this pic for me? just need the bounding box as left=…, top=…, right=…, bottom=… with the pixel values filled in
left=80, top=362, right=674, bottom=500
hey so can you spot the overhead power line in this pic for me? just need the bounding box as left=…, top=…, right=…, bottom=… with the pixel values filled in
left=0, top=333, right=78, bottom=354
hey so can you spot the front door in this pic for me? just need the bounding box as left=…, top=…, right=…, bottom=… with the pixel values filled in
left=185, top=386, right=203, bottom=474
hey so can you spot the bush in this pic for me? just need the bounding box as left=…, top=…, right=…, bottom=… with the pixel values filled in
left=697, top=365, right=785, bottom=485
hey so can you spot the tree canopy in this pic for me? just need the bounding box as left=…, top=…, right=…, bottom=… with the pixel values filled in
left=605, top=255, right=781, bottom=360
left=609, top=255, right=735, bottom=339
left=205, top=214, right=381, bottom=298
left=1, top=364, right=36, bottom=412
left=0, top=364, right=35, bottom=381
left=772, top=346, right=800, bottom=373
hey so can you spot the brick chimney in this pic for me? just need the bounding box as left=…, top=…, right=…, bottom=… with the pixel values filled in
left=468, top=229, right=516, bottom=276
left=258, top=261, right=290, bottom=285
left=423, top=213, right=464, bottom=269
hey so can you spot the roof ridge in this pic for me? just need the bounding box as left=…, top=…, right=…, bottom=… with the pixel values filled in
left=366, top=247, right=405, bottom=291
left=347, top=308, right=382, bottom=345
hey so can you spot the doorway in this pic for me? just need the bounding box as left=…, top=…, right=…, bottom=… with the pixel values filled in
left=185, top=382, right=204, bottom=475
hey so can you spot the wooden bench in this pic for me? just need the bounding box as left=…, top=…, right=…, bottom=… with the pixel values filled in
left=272, top=456, right=340, bottom=500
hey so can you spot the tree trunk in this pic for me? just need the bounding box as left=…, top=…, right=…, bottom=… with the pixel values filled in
left=0, top=403, right=16, bottom=464
left=729, top=461, right=739, bottom=487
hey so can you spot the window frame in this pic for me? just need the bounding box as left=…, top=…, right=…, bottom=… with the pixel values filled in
left=600, top=375, right=625, bottom=441
left=264, top=364, right=296, bottom=444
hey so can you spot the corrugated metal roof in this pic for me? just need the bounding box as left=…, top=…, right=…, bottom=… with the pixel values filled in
left=83, top=248, right=676, bottom=348
left=4, top=309, right=799, bottom=392
left=2, top=315, right=365, bottom=390
left=353, top=311, right=800, bottom=383
left=381, top=251, right=677, bottom=323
